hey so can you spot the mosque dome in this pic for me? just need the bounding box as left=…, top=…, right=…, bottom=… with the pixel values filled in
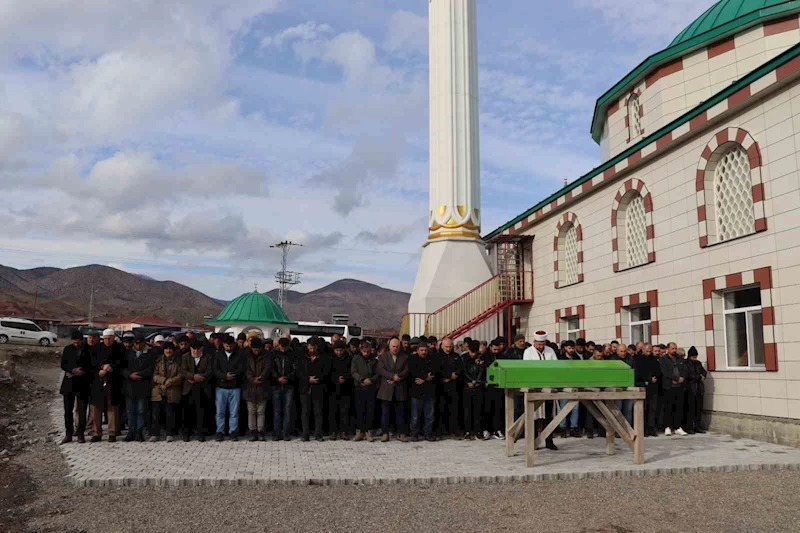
left=671, top=0, right=797, bottom=48
left=208, top=291, right=295, bottom=326
left=591, top=0, right=800, bottom=143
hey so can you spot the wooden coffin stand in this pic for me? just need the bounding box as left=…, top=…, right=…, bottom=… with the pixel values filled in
left=488, top=360, right=646, bottom=468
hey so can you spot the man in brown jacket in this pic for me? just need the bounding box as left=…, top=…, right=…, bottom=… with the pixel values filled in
left=243, top=338, right=270, bottom=441
left=376, top=338, right=409, bottom=442
left=150, top=342, right=183, bottom=442
left=181, top=340, right=213, bottom=442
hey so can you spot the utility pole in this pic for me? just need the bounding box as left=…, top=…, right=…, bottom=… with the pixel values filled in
left=269, top=241, right=302, bottom=309
left=88, top=283, right=99, bottom=327
left=32, top=285, right=39, bottom=321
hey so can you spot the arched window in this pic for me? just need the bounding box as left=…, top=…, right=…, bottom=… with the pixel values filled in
left=612, top=179, right=654, bottom=272
left=621, top=193, right=647, bottom=267
left=627, top=93, right=641, bottom=139
left=712, top=145, right=753, bottom=242
left=696, top=128, right=766, bottom=248
left=554, top=212, right=583, bottom=288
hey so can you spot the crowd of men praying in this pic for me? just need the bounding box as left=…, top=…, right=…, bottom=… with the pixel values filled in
left=58, top=328, right=707, bottom=447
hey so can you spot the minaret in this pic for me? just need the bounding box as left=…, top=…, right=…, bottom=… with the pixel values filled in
left=408, top=0, right=492, bottom=327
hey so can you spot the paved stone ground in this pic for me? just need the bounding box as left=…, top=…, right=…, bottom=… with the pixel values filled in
left=49, top=399, right=800, bottom=488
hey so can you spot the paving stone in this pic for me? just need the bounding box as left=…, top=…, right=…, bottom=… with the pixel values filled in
left=47, top=398, right=800, bottom=488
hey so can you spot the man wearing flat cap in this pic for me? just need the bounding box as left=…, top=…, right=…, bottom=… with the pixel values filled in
left=121, top=334, right=154, bottom=442
left=213, top=334, right=246, bottom=441
left=243, top=337, right=270, bottom=441
left=59, top=330, right=92, bottom=444
left=328, top=340, right=353, bottom=440
left=89, top=329, right=126, bottom=442
left=181, top=339, right=214, bottom=441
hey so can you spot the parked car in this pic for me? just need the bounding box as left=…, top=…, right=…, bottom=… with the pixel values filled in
left=0, top=318, right=59, bottom=346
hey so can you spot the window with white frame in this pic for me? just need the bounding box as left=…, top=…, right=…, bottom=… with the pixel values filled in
left=564, top=316, right=580, bottom=342
left=628, top=94, right=641, bottom=139
left=629, top=305, right=652, bottom=344
left=723, top=286, right=764, bottom=369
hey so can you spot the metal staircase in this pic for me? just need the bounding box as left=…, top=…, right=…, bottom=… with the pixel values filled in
left=402, top=240, right=533, bottom=339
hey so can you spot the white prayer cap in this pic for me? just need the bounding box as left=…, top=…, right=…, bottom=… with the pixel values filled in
left=533, top=330, right=548, bottom=342
left=153, top=335, right=165, bottom=343
left=102, top=328, right=116, bottom=337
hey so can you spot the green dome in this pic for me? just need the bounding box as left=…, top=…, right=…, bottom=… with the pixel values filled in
left=671, top=0, right=797, bottom=47
left=209, top=292, right=295, bottom=325
left=591, top=0, right=800, bottom=143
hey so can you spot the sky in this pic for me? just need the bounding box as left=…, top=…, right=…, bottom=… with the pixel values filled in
left=0, top=0, right=719, bottom=300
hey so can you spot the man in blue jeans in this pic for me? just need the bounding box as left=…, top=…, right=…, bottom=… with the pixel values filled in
left=409, top=343, right=440, bottom=441
left=270, top=337, right=296, bottom=441
left=213, top=335, right=245, bottom=441
left=121, top=334, right=154, bottom=442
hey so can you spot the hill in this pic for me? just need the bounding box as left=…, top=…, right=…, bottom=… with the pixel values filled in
left=266, top=279, right=409, bottom=330
left=0, top=264, right=224, bottom=325
left=0, top=265, right=409, bottom=330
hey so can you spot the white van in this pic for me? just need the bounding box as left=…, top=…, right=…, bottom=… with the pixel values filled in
left=0, top=318, right=58, bottom=346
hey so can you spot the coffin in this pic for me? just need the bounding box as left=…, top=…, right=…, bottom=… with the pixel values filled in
left=486, top=360, right=634, bottom=389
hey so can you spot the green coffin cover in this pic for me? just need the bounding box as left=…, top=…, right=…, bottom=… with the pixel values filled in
left=486, top=360, right=634, bottom=389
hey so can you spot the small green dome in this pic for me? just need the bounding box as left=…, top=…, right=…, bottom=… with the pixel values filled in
left=672, top=0, right=798, bottom=46
left=209, top=292, right=295, bottom=325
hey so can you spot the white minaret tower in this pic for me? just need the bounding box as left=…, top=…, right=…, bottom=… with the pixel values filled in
left=408, top=0, right=492, bottom=327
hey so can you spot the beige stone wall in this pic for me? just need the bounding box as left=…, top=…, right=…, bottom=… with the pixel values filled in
left=602, top=16, right=800, bottom=162
left=518, top=80, right=800, bottom=420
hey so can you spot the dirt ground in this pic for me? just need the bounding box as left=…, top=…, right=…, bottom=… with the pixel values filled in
left=2, top=345, right=800, bottom=533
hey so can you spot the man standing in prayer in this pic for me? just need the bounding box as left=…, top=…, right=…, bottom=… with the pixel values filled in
left=522, top=331, right=558, bottom=450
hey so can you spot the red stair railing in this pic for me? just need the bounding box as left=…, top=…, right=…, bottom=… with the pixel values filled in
left=425, top=270, right=532, bottom=339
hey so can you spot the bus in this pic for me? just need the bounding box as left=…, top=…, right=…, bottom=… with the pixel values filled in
left=289, top=321, right=362, bottom=343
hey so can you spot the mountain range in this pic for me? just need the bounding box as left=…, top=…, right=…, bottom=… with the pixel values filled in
left=0, top=264, right=409, bottom=330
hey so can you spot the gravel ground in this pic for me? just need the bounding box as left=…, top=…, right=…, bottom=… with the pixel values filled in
left=4, top=350, right=800, bottom=533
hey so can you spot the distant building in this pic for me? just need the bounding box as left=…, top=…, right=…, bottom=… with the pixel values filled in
left=207, top=291, right=296, bottom=339
left=107, top=315, right=182, bottom=332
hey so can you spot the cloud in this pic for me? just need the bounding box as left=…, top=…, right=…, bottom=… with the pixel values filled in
left=0, top=0, right=282, bottom=61
left=576, top=0, right=715, bottom=43
left=61, top=43, right=225, bottom=140
left=260, top=21, right=334, bottom=49
left=311, top=136, right=404, bottom=216
left=355, top=218, right=426, bottom=245
left=23, top=151, right=270, bottom=211
left=384, top=10, right=428, bottom=55
left=324, top=32, right=377, bottom=82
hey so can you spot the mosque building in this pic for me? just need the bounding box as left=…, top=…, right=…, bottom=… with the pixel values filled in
left=411, top=0, right=800, bottom=442
left=208, top=291, right=296, bottom=340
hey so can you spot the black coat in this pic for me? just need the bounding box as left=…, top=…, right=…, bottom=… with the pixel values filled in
left=121, top=349, right=155, bottom=399
left=659, top=355, right=681, bottom=389
left=269, top=348, right=296, bottom=391
left=295, top=353, right=331, bottom=396
left=89, top=342, right=126, bottom=406
left=329, top=353, right=353, bottom=396
left=59, top=343, right=92, bottom=396
left=462, top=353, right=486, bottom=388
left=409, top=353, right=441, bottom=399
left=687, top=359, right=707, bottom=394
left=213, top=348, right=246, bottom=389
left=503, top=346, right=526, bottom=360
left=439, top=349, right=463, bottom=387
left=633, top=353, right=661, bottom=386
left=181, top=351, right=214, bottom=397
